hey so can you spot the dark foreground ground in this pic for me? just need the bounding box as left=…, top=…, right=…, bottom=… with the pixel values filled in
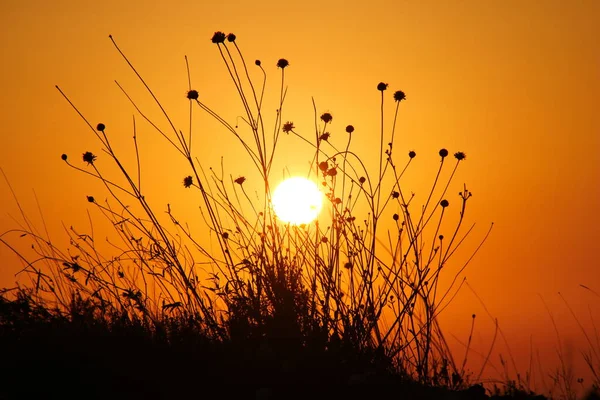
left=0, top=293, right=593, bottom=400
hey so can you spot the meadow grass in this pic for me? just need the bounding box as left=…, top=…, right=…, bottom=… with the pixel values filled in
left=0, top=31, right=583, bottom=399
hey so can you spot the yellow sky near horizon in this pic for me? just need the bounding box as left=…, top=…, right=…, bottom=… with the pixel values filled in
left=1, top=0, right=599, bottom=394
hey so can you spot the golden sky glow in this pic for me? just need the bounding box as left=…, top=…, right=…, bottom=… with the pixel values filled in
left=0, top=0, right=599, bottom=393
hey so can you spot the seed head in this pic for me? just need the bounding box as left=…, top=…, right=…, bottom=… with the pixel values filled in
left=345, top=125, right=354, bottom=133
left=318, top=161, right=328, bottom=172
left=255, top=60, right=261, bottom=66
left=391, top=191, right=400, bottom=199
left=408, top=150, right=416, bottom=159
left=86, top=196, right=95, bottom=203
left=282, top=121, right=295, bottom=133
left=82, top=151, right=96, bottom=165
left=377, top=82, right=388, bottom=91
left=439, top=148, right=449, bottom=158
left=392, top=213, right=399, bottom=221
left=226, top=33, right=236, bottom=42
left=320, top=113, right=333, bottom=123
left=327, top=167, right=337, bottom=177
left=61, top=154, right=68, bottom=161
left=211, top=32, right=226, bottom=44
left=394, top=90, right=406, bottom=102
left=454, top=151, right=466, bottom=161
left=440, top=199, right=449, bottom=208
left=439, top=235, right=444, bottom=240
left=222, top=232, right=229, bottom=239
left=319, top=132, right=330, bottom=141
left=277, top=58, right=289, bottom=69
left=321, top=237, right=328, bottom=244
left=234, top=176, right=246, bottom=185
left=359, top=176, right=366, bottom=184
left=183, top=176, right=193, bottom=188
left=96, top=123, right=105, bottom=132
left=187, top=90, right=199, bottom=100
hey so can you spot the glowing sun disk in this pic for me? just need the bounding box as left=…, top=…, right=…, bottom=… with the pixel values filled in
left=272, top=177, right=323, bottom=225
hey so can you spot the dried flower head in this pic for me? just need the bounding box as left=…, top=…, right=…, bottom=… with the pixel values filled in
left=187, top=90, right=199, bottom=100
left=408, top=150, right=416, bottom=159
left=321, top=237, right=328, bottom=244
left=318, top=161, right=328, bottom=172
left=391, top=191, right=400, bottom=199
left=222, top=232, right=229, bottom=239
left=96, top=123, right=105, bottom=132
left=394, top=90, right=406, bottom=102
left=439, top=148, right=449, bottom=158
left=86, top=196, right=95, bottom=203
left=319, top=132, right=330, bottom=141
left=255, top=60, right=261, bottom=66
left=320, top=113, right=333, bottom=123
left=211, top=32, right=226, bottom=44
left=327, top=167, right=337, bottom=177
left=226, top=33, right=236, bottom=42
left=392, top=213, right=399, bottom=221
left=439, top=234, right=444, bottom=240
left=183, top=176, right=193, bottom=188
left=377, top=82, right=388, bottom=91
left=282, top=121, right=295, bottom=133
left=440, top=199, right=449, bottom=208
left=82, top=151, right=96, bottom=165
left=345, top=125, right=354, bottom=133
left=234, top=176, right=246, bottom=185
left=277, top=58, right=289, bottom=69
left=454, top=151, right=466, bottom=161
left=359, top=176, right=366, bottom=184
left=344, top=262, right=353, bottom=269
left=61, top=154, right=68, bottom=161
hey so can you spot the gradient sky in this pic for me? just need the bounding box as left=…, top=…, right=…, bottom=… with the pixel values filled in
left=1, top=0, right=599, bottom=394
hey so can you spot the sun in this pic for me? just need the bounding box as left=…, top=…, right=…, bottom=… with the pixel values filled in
left=272, top=177, right=323, bottom=225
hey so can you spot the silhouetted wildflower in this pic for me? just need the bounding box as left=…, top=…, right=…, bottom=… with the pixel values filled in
left=319, top=132, right=330, bottom=141
left=187, top=90, right=199, bottom=100
left=454, top=151, right=466, bottom=161
left=61, top=154, right=68, bottom=161
left=391, top=191, right=400, bottom=199
left=440, top=199, right=449, bottom=208
left=277, top=58, right=289, bottom=69
left=321, top=237, right=328, bottom=243
left=318, top=161, right=328, bottom=172
left=377, top=82, right=388, bottom=91
left=359, top=176, right=366, bottom=184
left=183, top=176, right=193, bottom=188
left=344, top=262, right=353, bottom=269
left=222, top=232, right=229, bottom=239
left=439, top=148, right=449, bottom=158
left=82, top=151, right=96, bottom=165
left=86, top=196, right=95, bottom=203
left=96, top=123, right=105, bottom=132
left=226, top=33, right=236, bottom=42
left=327, top=167, right=337, bottom=177
left=282, top=121, right=295, bottom=133
left=255, top=60, right=261, bottom=66
left=439, top=235, right=444, bottom=240
left=211, top=32, right=226, bottom=44
left=346, top=125, right=354, bottom=133
left=320, top=113, right=333, bottom=123
left=394, top=90, right=406, bottom=102
left=393, top=213, right=399, bottom=221
left=234, top=176, right=246, bottom=185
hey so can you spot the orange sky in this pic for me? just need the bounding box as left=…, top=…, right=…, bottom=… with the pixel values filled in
left=1, top=0, right=599, bottom=395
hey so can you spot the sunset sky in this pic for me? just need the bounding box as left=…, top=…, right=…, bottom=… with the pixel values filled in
left=1, top=0, right=599, bottom=394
